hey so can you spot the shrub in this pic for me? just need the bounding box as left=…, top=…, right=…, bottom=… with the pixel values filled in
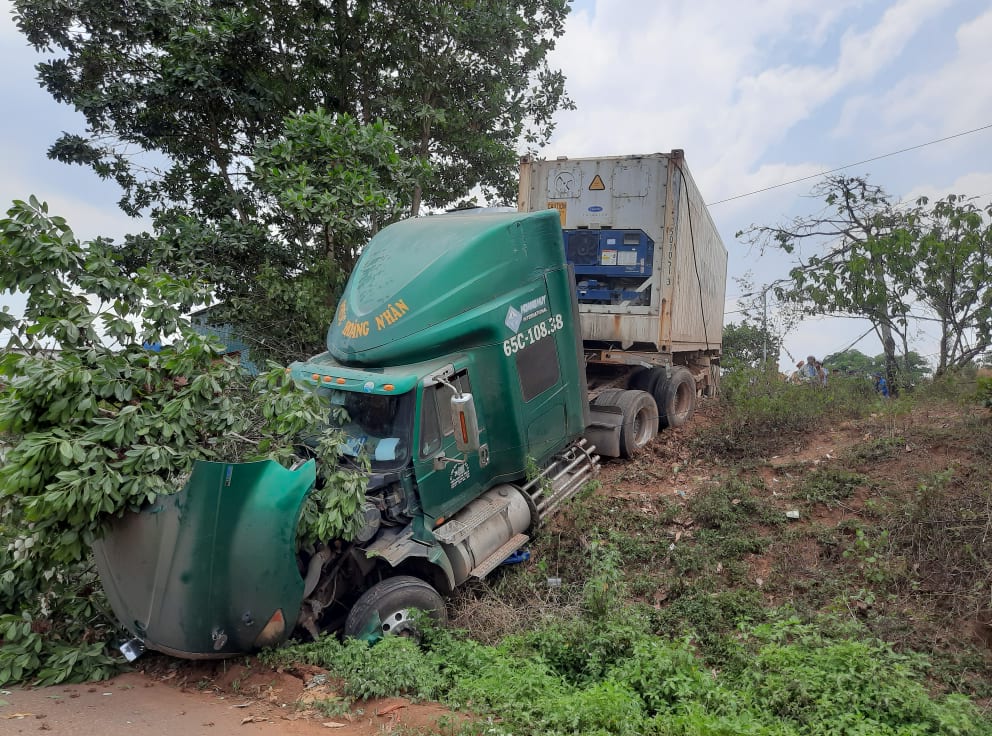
left=0, top=199, right=363, bottom=685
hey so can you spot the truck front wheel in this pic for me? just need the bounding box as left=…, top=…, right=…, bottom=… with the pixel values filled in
left=344, top=576, right=447, bottom=642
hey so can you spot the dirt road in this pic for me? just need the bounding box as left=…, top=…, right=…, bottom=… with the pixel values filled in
left=1, top=669, right=450, bottom=736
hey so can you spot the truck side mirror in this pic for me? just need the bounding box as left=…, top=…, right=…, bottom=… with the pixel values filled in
left=450, top=393, right=481, bottom=453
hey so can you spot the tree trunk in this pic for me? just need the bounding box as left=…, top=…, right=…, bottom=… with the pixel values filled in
left=878, top=322, right=899, bottom=395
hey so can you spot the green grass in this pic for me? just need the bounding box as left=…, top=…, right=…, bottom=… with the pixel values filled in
left=266, top=599, right=992, bottom=736
left=795, top=467, right=867, bottom=506
left=693, top=371, right=875, bottom=459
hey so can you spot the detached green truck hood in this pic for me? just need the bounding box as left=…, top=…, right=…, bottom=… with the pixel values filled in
left=92, top=459, right=315, bottom=658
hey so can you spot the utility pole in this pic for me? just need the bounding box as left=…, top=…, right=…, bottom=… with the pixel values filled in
left=761, top=289, right=768, bottom=366
left=741, top=285, right=771, bottom=367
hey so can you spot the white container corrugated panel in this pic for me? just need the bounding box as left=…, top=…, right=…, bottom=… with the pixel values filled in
left=667, top=162, right=727, bottom=352
left=518, top=152, right=727, bottom=356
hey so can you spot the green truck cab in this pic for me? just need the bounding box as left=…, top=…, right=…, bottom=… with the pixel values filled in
left=284, top=209, right=600, bottom=640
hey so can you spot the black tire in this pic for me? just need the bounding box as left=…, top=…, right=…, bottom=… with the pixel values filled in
left=344, top=576, right=446, bottom=641
left=658, top=367, right=696, bottom=428
left=615, top=389, right=659, bottom=458
left=628, top=367, right=661, bottom=394
left=590, top=388, right=626, bottom=407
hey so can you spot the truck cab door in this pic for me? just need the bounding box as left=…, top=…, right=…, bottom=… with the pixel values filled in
left=414, top=369, right=488, bottom=520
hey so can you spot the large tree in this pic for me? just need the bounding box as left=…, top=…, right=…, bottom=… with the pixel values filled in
left=740, top=177, right=992, bottom=387
left=13, top=0, right=572, bottom=359
left=904, top=194, right=992, bottom=375
left=823, top=348, right=929, bottom=383
left=739, top=176, right=916, bottom=391
left=14, top=0, right=570, bottom=216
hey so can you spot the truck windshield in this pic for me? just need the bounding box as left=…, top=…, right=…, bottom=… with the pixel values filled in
left=322, top=389, right=415, bottom=470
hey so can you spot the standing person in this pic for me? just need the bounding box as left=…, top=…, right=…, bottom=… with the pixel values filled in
left=804, top=356, right=818, bottom=381
left=873, top=372, right=889, bottom=398
left=815, top=361, right=828, bottom=386
left=791, top=361, right=806, bottom=384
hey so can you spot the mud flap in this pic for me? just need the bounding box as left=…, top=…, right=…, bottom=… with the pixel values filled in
left=92, top=459, right=316, bottom=658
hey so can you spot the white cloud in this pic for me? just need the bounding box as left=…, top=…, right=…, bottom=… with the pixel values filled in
left=831, top=8, right=992, bottom=149
left=551, top=0, right=947, bottom=182
left=903, top=171, right=992, bottom=206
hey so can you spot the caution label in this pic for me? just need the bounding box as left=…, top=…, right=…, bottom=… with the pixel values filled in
left=588, top=174, right=606, bottom=191
left=547, top=201, right=566, bottom=226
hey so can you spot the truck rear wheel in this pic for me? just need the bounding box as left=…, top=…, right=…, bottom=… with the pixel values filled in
left=591, top=387, right=626, bottom=407
left=659, top=367, right=696, bottom=428
left=344, top=576, right=446, bottom=642
left=614, top=389, right=659, bottom=458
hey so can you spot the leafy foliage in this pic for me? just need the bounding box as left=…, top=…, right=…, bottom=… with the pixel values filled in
left=721, top=321, right=781, bottom=370
left=824, top=348, right=930, bottom=384
left=268, top=580, right=991, bottom=735
left=264, top=635, right=439, bottom=701
left=695, top=368, right=874, bottom=458
left=12, top=0, right=574, bottom=361
left=14, top=0, right=570, bottom=214
left=796, top=467, right=866, bottom=506
left=905, top=195, right=992, bottom=375
left=0, top=199, right=363, bottom=684
left=978, top=373, right=992, bottom=408
left=135, top=110, right=427, bottom=363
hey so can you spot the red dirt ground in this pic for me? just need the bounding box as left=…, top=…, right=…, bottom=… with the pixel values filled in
left=3, top=666, right=453, bottom=736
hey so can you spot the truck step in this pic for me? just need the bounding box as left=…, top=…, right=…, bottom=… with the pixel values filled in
left=433, top=495, right=512, bottom=545
left=469, top=533, right=530, bottom=579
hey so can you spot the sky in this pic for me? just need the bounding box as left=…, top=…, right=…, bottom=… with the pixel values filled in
left=2, top=0, right=992, bottom=369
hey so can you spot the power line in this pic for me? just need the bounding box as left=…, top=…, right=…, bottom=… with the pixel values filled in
left=707, top=122, right=992, bottom=206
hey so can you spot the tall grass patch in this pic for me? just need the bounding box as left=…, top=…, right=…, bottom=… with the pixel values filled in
left=697, top=370, right=874, bottom=458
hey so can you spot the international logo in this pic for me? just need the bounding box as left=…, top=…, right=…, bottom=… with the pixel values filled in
left=504, top=306, right=522, bottom=333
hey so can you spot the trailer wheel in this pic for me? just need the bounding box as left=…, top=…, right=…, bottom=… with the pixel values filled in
left=659, top=367, right=696, bottom=428
left=344, top=576, right=446, bottom=642
left=615, top=390, right=659, bottom=458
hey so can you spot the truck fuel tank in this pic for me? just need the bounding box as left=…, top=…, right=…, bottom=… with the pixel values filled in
left=433, top=484, right=531, bottom=585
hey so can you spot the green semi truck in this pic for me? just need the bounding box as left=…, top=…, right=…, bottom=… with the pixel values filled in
left=93, top=153, right=726, bottom=659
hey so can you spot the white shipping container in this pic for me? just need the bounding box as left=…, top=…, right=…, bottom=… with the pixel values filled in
left=518, top=151, right=727, bottom=358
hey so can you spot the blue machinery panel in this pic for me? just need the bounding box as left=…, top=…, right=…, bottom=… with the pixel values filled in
left=562, top=229, right=654, bottom=305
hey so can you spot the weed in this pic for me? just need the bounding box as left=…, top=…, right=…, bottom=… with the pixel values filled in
left=262, top=635, right=438, bottom=701
left=262, top=546, right=991, bottom=736
left=581, top=538, right=626, bottom=621
left=652, top=589, right=766, bottom=671
left=842, top=526, right=892, bottom=584
left=310, top=695, right=353, bottom=718
left=844, top=436, right=906, bottom=464
left=688, top=476, right=780, bottom=529
left=796, top=467, right=866, bottom=506
left=694, top=372, right=873, bottom=459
